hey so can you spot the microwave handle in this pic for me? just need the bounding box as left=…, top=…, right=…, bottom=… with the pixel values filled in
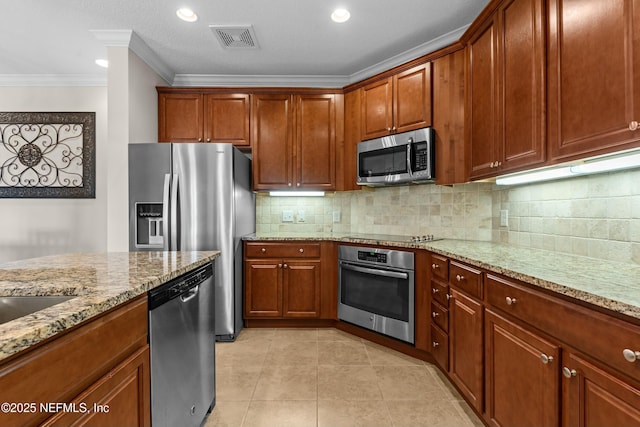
left=406, top=137, right=414, bottom=176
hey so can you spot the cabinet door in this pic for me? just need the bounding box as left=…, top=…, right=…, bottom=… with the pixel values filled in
left=42, top=346, right=151, bottom=427
left=283, top=260, right=321, bottom=318
left=485, top=309, right=560, bottom=427
left=252, top=94, right=294, bottom=190
left=394, top=63, right=432, bottom=133
left=296, top=94, right=336, bottom=190
left=203, top=93, right=250, bottom=146
left=158, top=93, right=203, bottom=142
left=563, top=352, right=640, bottom=426
left=433, top=49, right=467, bottom=185
left=498, top=0, right=546, bottom=172
left=244, top=260, right=283, bottom=317
left=449, top=289, right=484, bottom=411
left=361, top=77, right=393, bottom=140
left=468, top=17, right=499, bottom=179
left=548, top=0, right=640, bottom=162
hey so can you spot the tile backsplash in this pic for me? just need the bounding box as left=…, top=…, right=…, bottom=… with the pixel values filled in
left=256, top=168, right=640, bottom=264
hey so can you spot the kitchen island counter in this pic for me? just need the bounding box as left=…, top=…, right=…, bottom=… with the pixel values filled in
left=245, top=233, right=640, bottom=322
left=0, top=251, right=220, bottom=362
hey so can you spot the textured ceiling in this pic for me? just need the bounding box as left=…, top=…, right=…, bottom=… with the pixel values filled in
left=0, top=0, right=490, bottom=86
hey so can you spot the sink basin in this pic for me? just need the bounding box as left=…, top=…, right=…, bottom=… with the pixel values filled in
left=0, top=296, right=76, bottom=325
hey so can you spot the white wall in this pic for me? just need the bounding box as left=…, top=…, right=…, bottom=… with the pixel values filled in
left=0, top=87, right=108, bottom=262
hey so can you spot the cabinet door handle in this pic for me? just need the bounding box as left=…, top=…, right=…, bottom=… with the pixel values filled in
left=288, top=183, right=292, bottom=187
left=431, top=263, right=439, bottom=269
left=456, top=274, right=464, bottom=282
left=431, top=312, right=439, bottom=318
left=490, top=161, right=495, bottom=168
left=562, top=367, right=577, bottom=378
left=432, top=287, right=439, bottom=294
left=623, top=349, right=640, bottom=363
left=540, top=354, right=554, bottom=364
left=629, top=121, right=639, bottom=131
left=206, top=138, right=211, bottom=142
left=198, top=138, right=202, bottom=142
left=446, top=294, right=451, bottom=300
left=299, top=248, right=304, bottom=253
left=297, top=183, right=301, bottom=187
left=278, top=263, right=282, bottom=268
left=505, top=296, right=517, bottom=306
left=432, top=341, right=439, bottom=348
left=283, top=263, right=288, bottom=269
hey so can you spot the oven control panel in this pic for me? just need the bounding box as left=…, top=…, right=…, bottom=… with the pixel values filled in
left=358, top=251, right=388, bottom=263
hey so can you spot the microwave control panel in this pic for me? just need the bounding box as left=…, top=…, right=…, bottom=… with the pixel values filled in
left=412, top=142, right=430, bottom=172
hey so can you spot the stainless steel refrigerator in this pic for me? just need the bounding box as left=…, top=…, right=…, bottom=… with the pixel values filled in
left=128, top=143, right=255, bottom=341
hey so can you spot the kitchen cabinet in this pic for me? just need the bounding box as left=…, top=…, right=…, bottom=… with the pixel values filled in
left=252, top=93, right=337, bottom=191
left=360, top=63, right=432, bottom=140
left=244, top=242, right=321, bottom=318
left=0, top=296, right=150, bottom=427
left=547, top=0, right=640, bottom=162
left=467, top=0, right=545, bottom=179
left=428, top=254, right=450, bottom=370
left=342, top=88, right=362, bottom=191
left=562, top=352, right=640, bottom=426
left=157, top=90, right=250, bottom=146
left=433, top=49, right=467, bottom=185
left=484, top=309, right=560, bottom=427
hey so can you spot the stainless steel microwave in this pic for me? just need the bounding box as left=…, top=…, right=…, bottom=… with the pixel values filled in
left=356, top=127, right=435, bottom=186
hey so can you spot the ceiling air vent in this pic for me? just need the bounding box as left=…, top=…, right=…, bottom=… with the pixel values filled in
left=209, top=25, right=260, bottom=49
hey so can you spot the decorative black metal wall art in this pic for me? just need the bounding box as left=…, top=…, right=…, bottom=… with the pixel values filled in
left=0, top=112, right=95, bottom=198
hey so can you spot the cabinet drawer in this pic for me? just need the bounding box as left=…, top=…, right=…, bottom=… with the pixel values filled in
left=431, top=301, right=449, bottom=333
left=245, top=242, right=321, bottom=258
left=450, top=261, right=483, bottom=299
left=431, top=324, right=449, bottom=371
left=431, top=280, right=449, bottom=307
left=430, top=254, right=449, bottom=281
left=486, top=273, right=640, bottom=383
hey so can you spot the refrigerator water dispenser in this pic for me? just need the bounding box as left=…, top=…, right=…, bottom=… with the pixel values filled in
left=135, top=202, right=163, bottom=248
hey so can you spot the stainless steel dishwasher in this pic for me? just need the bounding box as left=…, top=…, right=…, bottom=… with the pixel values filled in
left=148, top=262, right=215, bottom=427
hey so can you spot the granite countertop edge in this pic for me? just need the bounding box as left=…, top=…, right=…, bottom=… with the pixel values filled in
left=244, top=234, right=640, bottom=323
left=0, top=251, right=220, bottom=363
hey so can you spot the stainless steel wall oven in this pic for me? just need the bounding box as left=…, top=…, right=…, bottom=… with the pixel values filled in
left=338, top=245, right=415, bottom=343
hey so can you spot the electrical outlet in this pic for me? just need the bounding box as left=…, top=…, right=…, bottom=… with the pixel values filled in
left=500, top=209, right=509, bottom=227
left=332, top=210, right=341, bottom=223
left=282, top=210, right=294, bottom=222
left=297, top=210, right=306, bottom=222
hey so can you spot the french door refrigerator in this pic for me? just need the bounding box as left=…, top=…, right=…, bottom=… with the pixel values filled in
left=128, top=143, right=255, bottom=341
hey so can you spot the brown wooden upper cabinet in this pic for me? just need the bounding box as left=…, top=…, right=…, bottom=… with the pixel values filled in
left=467, top=0, right=546, bottom=179
left=547, top=0, right=640, bottom=162
left=157, top=90, right=250, bottom=147
left=361, top=63, right=432, bottom=140
left=252, top=93, right=336, bottom=191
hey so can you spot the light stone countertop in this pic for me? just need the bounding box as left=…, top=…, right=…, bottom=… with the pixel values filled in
left=0, top=251, right=219, bottom=362
left=245, top=233, right=640, bottom=323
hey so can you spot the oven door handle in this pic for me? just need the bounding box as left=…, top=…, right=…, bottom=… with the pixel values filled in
left=340, top=262, right=409, bottom=280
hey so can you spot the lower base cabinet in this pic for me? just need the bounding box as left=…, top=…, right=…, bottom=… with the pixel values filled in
left=563, top=352, right=640, bottom=427
left=485, top=309, right=560, bottom=427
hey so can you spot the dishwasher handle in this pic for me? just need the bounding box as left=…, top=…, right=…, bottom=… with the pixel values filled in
left=180, top=285, right=199, bottom=303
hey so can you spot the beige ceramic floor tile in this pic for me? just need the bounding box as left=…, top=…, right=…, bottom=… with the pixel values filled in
left=216, top=341, right=269, bottom=368
left=264, top=340, right=318, bottom=365
left=318, top=340, right=370, bottom=365
left=364, top=341, right=425, bottom=366
left=215, top=366, right=262, bottom=401
left=252, top=365, right=317, bottom=400
left=318, top=365, right=383, bottom=400
left=386, top=399, right=476, bottom=427
left=272, top=328, right=319, bottom=342
left=317, top=328, right=363, bottom=342
left=242, top=401, right=317, bottom=427
left=204, top=401, right=249, bottom=427
left=318, top=400, right=393, bottom=427
left=374, top=366, right=442, bottom=400
left=235, top=328, right=277, bottom=342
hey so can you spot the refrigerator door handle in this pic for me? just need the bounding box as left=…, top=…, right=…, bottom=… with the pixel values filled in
left=162, top=173, right=171, bottom=251
left=170, top=173, right=179, bottom=250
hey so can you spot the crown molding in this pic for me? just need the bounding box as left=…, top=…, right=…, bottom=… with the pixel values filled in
left=172, top=73, right=350, bottom=88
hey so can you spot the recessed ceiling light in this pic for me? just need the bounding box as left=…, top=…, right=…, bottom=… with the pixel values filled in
left=95, top=59, right=109, bottom=68
left=331, top=8, right=351, bottom=23
left=176, top=8, right=198, bottom=22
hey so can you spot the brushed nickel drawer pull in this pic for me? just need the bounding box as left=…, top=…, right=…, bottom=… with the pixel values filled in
left=562, top=367, right=577, bottom=378
left=629, top=121, right=639, bottom=131
left=432, top=263, right=439, bottom=269
left=432, top=287, right=439, bottom=294
left=283, top=264, right=288, bottom=269
left=623, top=349, right=640, bottom=363
left=432, top=341, right=439, bottom=348
left=261, top=248, right=266, bottom=253
left=456, top=274, right=464, bottom=281
left=446, top=294, right=451, bottom=301
left=540, top=354, right=554, bottom=364
left=299, top=248, right=304, bottom=253
left=505, top=296, right=517, bottom=306
left=432, top=312, right=439, bottom=318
